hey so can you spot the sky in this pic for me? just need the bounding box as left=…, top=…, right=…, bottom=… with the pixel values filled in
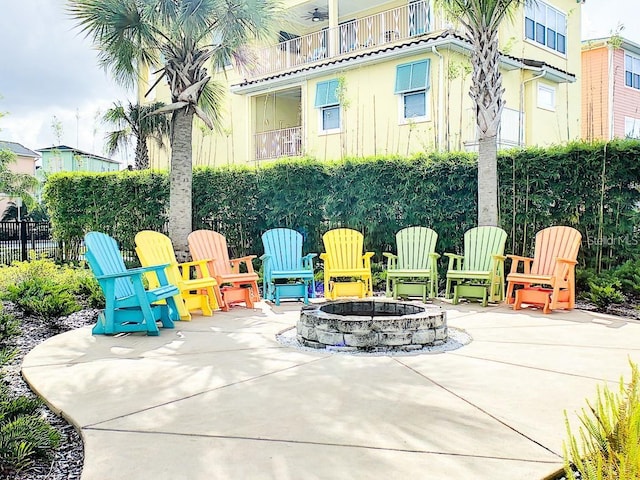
left=0, top=1, right=638, bottom=168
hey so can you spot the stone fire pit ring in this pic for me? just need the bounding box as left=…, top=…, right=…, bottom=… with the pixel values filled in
left=296, top=299, right=447, bottom=352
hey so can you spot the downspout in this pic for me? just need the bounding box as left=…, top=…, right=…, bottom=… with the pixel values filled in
left=431, top=46, right=444, bottom=152
left=607, top=44, right=614, bottom=140
left=519, top=69, right=546, bottom=146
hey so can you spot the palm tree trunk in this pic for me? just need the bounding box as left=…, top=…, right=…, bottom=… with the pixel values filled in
left=134, top=137, right=150, bottom=170
left=478, top=135, right=498, bottom=226
left=169, top=108, right=194, bottom=261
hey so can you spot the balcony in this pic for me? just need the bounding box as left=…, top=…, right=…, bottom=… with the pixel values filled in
left=255, top=127, right=303, bottom=161
left=250, top=1, right=430, bottom=79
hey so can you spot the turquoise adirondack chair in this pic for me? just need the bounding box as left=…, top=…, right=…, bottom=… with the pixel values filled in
left=383, top=226, right=440, bottom=301
left=444, top=226, right=508, bottom=306
left=84, top=232, right=180, bottom=336
left=260, top=228, right=316, bottom=305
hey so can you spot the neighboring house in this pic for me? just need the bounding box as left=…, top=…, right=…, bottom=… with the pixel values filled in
left=36, top=145, right=121, bottom=177
left=581, top=36, right=640, bottom=141
left=0, top=140, right=39, bottom=217
left=34, top=145, right=121, bottom=201
left=140, top=0, right=583, bottom=166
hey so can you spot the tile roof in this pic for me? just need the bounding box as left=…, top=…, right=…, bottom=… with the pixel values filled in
left=233, top=30, right=575, bottom=90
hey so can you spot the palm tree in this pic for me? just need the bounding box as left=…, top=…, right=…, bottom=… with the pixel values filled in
left=436, top=0, right=527, bottom=226
left=69, top=0, right=278, bottom=258
left=103, top=101, right=170, bottom=170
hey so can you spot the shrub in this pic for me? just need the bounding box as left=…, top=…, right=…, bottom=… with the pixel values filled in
left=587, top=281, right=626, bottom=309
left=0, top=256, right=103, bottom=316
left=564, top=360, right=640, bottom=480
left=0, top=307, right=19, bottom=344
left=5, top=278, right=81, bottom=319
left=0, top=349, right=61, bottom=475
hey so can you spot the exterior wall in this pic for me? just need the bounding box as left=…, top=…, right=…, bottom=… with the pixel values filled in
left=612, top=48, right=640, bottom=138
left=40, top=150, right=120, bottom=174
left=581, top=45, right=610, bottom=140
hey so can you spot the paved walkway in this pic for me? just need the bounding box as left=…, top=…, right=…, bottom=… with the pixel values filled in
left=23, top=300, right=640, bottom=480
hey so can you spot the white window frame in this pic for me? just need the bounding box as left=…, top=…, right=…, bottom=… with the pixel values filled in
left=537, top=83, right=556, bottom=111
left=524, top=1, right=567, bottom=56
left=318, top=105, right=341, bottom=135
left=625, top=52, right=640, bottom=90
left=625, top=117, right=640, bottom=138
left=398, top=89, right=430, bottom=124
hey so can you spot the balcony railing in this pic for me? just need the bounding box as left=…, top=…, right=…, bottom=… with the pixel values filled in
left=255, top=126, right=303, bottom=161
left=251, top=1, right=430, bottom=79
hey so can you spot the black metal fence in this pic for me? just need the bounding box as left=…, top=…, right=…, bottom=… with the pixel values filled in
left=0, top=221, right=61, bottom=265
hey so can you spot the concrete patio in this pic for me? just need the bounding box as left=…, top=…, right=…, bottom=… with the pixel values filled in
left=22, top=300, right=640, bottom=480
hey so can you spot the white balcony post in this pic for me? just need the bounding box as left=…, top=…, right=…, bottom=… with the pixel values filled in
left=328, top=0, right=339, bottom=57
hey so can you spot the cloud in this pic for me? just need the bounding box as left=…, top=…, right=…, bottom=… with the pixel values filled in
left=0, top=1, right=132, bottom=161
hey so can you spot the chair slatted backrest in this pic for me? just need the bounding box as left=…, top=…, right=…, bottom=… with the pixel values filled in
left=188, top=230, right=232, bottom=277
left=463, top=226, right=507, bottom=271
left=396, top=226, right=438, bottom=269
left=323, top=228, right=364, bottom=270
left=261, top=228, right=303, bottom=272
left=134, top=231, right=181, bottom=286
left=85, top=232, right=133, bottom=299
left=530, top=226, right=582, bottom=275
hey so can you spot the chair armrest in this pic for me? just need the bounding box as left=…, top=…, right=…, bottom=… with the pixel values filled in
left=507, top=254, right=533, bottom=274
left=96, top=263, right=170, bottom=280
left=429, top=252, right=441, bottom=260
left=302, top=253, right=316, bottom=270
left=320, top=253, right=329, bottom=261
left=492, top=254, right=506, bottom=262
left=178, top=259, right=213, bottom=280
left=383, top=252, right=397, bottom=269
left=362, top=252, right=375, bottom=269
left=230, top=255, right=257, bottom=274
left=259, top=254, right=271, bottom=262
left=444, top=253, right=463, bottom=271
left=556, top=257, right=578, bottom=265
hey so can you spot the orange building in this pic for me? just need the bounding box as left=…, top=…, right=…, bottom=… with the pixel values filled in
left=582, top=36, right=640, bottom=140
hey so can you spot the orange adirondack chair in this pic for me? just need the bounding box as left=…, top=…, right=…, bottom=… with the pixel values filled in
left=505, top=226, right=582, bottom=314
left=188, top=230, right=260, bottom=310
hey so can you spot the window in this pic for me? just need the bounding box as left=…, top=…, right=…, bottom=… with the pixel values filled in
left=537, top=83, right=556, bottom=111
left=395, top=59, right=430, bottom=122
left=625, top=53, right=640, bottom=90
left=625, top=117, right=640, bottom=138
left=315, top=79, right=341, bottom=133
left=525, top=2, right=566, bottom=54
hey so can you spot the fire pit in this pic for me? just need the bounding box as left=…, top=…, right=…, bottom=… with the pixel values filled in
left=297, top=299, right=446, bottom=352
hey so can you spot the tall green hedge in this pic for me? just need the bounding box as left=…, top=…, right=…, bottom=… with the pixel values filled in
left=43, top=140, right=640, bottom=271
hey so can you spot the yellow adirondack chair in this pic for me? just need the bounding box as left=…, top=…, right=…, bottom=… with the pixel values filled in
left=320, top=228, right=374, bottom=300
left=187, top=230, right=260, bottom=310
left=444, top=226, right=507, bottom=306
left=135, top=231, right=219, bottom=320
left=383, top=226, right=439, bottom=301
left=506, top=226, right=582, bottom=314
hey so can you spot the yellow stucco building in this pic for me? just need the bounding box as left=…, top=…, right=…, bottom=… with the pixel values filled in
left=141, top=0, right=583, bottom=168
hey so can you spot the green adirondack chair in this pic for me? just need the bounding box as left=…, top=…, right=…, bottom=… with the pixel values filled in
left=260, top=228, right=316, bottom=305
left=383, top=226, right=439, bottom=301
left=84, top=232, right=180, bottom=336
left=444, top=226, right=507, bottom=307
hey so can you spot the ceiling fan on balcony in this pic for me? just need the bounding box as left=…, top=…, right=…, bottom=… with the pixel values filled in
left=304, top=7, right=329, bottom=23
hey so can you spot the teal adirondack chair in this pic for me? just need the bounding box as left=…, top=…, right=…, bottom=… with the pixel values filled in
left=84, top=232, right=180, bottom=336
left=383, top=226, right=440, bottom=301
left=260, top=228, right=316, bottom=305
left=444, top=226, right=507, bottom=306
